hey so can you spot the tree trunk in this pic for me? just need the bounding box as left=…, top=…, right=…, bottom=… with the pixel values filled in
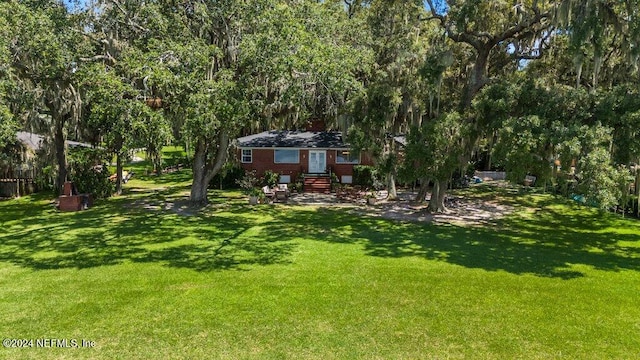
left=415, top=177, right=429, bottom=203
left=387, top=173, right=397, bottom=200
left=190, top=175, right=209, bottom=206
left=190, top=141, right=208, bottom=206
left=485, top=131, right=496, bottom=171
left=635, top=165, right=639, bottom=197
left=115, top=151, right=123, bottom=195
left=461, top=47, right=490, bottom=110
left=189, top=131, right=230, bottom=206
left=427, top=179, right=449, bottom=213
left=54, top=121, right=66, bottom=195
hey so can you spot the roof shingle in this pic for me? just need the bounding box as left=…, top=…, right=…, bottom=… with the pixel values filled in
left=237, top=131, right=349, bottom=149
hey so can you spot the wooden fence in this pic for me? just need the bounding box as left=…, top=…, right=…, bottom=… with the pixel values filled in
left=0, top=178, right=37, bottom=198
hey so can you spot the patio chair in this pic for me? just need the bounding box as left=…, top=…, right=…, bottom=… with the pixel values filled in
left=275, top=183, right=289, bottom=203
left=277, top=183, right=290, bottom=196
left=262, top=186, right=275, bottom=202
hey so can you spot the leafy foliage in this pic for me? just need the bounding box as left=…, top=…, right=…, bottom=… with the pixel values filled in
left=493, top=115, right=552, bottom=185
left=0, top=106, right=17, bottom=150
left=404, top=112, right=468, bottom=182
left=353, top=165, right=379, bottom=188
left=67, top=148, right=113, bottom=199
left=262, top=170, right=280, bottom=188
left=209, top=162, right=245, bottom=190
left=1, top=0, right=639, bottom=214
left=236, top=170, right=261, bottom=196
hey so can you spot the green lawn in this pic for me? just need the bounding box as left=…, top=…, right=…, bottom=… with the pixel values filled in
left=1, top=173, right=639, bottom=359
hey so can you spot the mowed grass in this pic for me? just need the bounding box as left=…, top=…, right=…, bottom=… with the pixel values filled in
left=1, top=174, right=639, bottom=359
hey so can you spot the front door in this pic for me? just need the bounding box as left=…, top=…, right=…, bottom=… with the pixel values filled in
left=308, top=150, right=326, bottom=173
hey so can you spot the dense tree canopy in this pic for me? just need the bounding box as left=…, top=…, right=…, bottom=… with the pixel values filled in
left=1, top=0, right=87, bottom=193
left=403, top=0, right=640, bottom=211
left=1, top=0, right=639, bottom=212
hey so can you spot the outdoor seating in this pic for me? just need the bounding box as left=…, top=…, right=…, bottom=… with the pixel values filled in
left=277, top=183, right=290, bottom=196
left=275, top=184, right=289, bottom=202
left=109, top=170, right=134, bottom=183
left=262, top=185, right=275, bottom=202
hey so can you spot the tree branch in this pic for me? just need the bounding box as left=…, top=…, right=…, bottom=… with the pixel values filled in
left=514, top=53, right=544, bottom=60
left=424, top=0, right=446, bottom=25
left=108, top=0, right=149, bottom=33
left=491, top=11, right=551, bottom=45
left=447, top=30, right=484, bottom=50
left=79, top=54, right=117, bottom=65
left=81, top=31, right=110, bottom=47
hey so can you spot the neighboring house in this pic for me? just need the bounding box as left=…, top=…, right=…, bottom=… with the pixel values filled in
left=1, top=132, right=42, bottom=179
left=1, top=132, right=42, bottom=197
left=16, top=131, right=96, bottom=151
left=9, top=131, right=95, bottom=175
left=236, top=122, right=374, bottom=192
left=1, top=132, right=97, bottom=197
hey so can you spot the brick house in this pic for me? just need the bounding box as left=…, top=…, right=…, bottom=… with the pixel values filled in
left=236, top=122, right=374, bottom=192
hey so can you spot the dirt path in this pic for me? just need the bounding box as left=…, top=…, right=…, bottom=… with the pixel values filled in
left=354, top=190, right=515, bottom=226
left=124, top=185, right=516, bottom=225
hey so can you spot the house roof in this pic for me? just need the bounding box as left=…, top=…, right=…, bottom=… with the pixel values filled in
left=393, top=135, right=407, bottom=147
left=237, top=130, right=350, bottom=149
left=16, top=131, right=96, bottom=151
left=16, top=132, right=43, bottom=151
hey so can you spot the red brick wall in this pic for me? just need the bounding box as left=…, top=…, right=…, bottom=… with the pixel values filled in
left=327, top=150, right=374, bottom=181
left=305, top=119, right=326, bottom=132
left=238, top=148, right=375, bottom=183
left=239, top=149, right=307, bottom=181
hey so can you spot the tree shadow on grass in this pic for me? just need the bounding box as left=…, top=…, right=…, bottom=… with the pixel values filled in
left=270, top=206, right=640, bottom=279
left=1, top=191, right=638, bottom=278
left=0, top=194, right=295, bottom=271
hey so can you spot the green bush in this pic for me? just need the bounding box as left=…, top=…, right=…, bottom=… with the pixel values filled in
left=34, top=165, right=54, bottom=192
left=263, top=170, right=280, bottom=188
left=68, top=148, right=113, bottom=199
left=209, top=162, right=245, bottom=189
left=236, top=170, right=260, bottom=195
left=353, top=165, right=378, bottom=187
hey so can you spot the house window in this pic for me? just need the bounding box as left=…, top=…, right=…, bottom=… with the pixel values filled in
left=274, top=149, right=299, bottom=164
left=241, top=149, right=252, bottom=163
left=336, top=150, right=359, bottom=164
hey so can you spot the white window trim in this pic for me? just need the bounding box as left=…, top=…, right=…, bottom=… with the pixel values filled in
left=335, top=150, right=360, bottom=164
left=241, top=149, right=252, bottom=163
left=274, top=149, right=300, bottom=164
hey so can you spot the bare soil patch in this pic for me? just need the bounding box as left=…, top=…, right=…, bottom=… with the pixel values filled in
left=351, top=189, right=515, bottom=226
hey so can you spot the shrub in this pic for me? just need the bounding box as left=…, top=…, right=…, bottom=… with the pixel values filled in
left=236, top=170, right=260, bottom=195
left=34, top=165, right=54, bottom=192
left=295, top=173, right=305, bottom=192
left=330, top=171, right=339, bottom=191
left=353, top=165, right=378, bottom=187
left=576, top=148, right=623, bottom=209
left=209, top=162, right=245, bottom=189
left=263, top=170, right=280, bottom=188
left=67, top=148, right=113, bottom=199
left=330, top=171, right=339, bottom=184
